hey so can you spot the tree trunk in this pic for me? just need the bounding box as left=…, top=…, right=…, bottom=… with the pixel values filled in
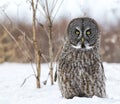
left=48, top=23, right=54, bottom=85
left=36, top=50, right=41, bottom=88
left=32, top=0, right=41, bottom=88
left=32, top=16, right=41, bottom=88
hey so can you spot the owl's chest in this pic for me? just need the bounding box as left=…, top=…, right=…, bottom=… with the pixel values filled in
left=59, top=50, right=98, bottom=71
left=63, top=50, right=96, bottom=65
left=59, top=49, right=101, bottom=79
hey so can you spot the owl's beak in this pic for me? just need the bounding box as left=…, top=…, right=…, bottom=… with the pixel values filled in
left=81, top=37, right=84, bottom=43
left=81, top=37, right=85, bottom=48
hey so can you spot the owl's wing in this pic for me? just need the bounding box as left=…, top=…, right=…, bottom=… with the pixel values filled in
left=54, top=44, right=64, bottom=82
left=100, top=61, right=106, bottom=80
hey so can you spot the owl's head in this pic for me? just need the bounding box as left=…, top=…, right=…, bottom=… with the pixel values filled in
left=67, top=17, right=100, bottom=49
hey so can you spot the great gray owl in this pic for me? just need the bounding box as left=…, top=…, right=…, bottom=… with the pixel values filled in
left=57, top=17, right=106, bottom=99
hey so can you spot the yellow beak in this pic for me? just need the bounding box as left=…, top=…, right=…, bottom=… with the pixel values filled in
left=81, top=37, right=84, bottom=43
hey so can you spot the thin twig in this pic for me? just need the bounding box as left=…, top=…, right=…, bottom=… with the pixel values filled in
left=16, top=27, right=35, bottom=60
left=39, top=1, right=46, bottom=17
left=52, top=0, right=64, bottom=22
left=35, top=0, right=39, bottom=10
left=16, top=27, right=33, bottom=44
left=50, top=0, right=58, bottom=15
left=1, top=24, right=23, bottom=53
left=30, top=61, right=37, bottom=77
left=20, top=74, right=35, bottom=87
left=41, top=53, right=49, bottom=63
left=0, top=7, right=13, bottom=24
left=45, top=0, right=50, bottom=20
left=43, top=71, right=50, bottom=85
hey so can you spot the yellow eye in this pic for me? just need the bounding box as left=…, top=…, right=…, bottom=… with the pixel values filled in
left=75, top=29, right=80, bottom=35
left=86, top=30, right=91, bottom=35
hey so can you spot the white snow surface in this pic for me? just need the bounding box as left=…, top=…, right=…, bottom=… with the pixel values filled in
left=0, top=62, right=120, bottom=104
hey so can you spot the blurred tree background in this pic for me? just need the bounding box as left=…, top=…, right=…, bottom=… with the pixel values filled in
left=0, top=0, right=120, bottom=63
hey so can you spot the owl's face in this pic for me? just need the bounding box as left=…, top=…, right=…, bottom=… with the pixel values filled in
left=67, top=17, right=100, bottom=49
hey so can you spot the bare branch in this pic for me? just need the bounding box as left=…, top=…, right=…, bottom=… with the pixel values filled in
left=54, top=68, right=57, bottom=82
left=50, top=0, right=58, bottom=15
left=41, top=53, right=49, bottom=64
left=37, top=19, right=49, bottom=37
left=0, top=7, right=13, bottom=25
left=20, top=74, right=35, bottom=87
left=30, top=60, right=37, bottom=75
left=37, top=0, right=64, bottom=85
left=1, top=24, right=23, bottom=53
left=43, top=71, right=50, bottom=85
left=45, top=0, right=50, bottom=20
left=31, top=0, right=41, bottom=88
left=16, top=27, right=33, bottom=44
left=52, top=0, right=64, bottom=22
left=35, top=0, right=39, bottom=10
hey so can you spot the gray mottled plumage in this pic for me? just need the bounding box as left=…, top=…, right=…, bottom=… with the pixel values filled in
left=58, top=17, right=106, bottom=99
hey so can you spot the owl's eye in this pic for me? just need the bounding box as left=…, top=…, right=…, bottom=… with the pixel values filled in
left=75, top=29, right=80, bottom=35
left=86, top=29, right=91, bottom=35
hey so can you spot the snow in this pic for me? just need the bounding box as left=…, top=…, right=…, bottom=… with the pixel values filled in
left=0, top=62, right=120, bottom=104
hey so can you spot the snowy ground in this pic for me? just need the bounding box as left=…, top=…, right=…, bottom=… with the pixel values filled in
left=0, top=62, right=120, bottom=104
